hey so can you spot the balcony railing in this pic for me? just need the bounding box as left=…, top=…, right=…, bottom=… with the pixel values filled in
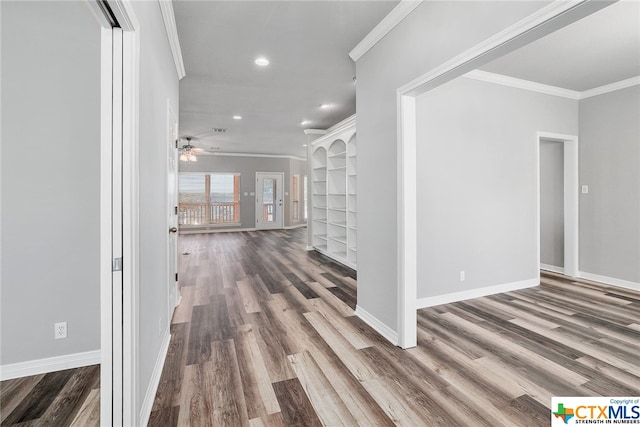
left=179, top=202, right=239, bottom=225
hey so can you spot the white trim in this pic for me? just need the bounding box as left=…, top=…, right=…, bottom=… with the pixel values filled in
left=284, top=223, right=307, bottom=230
left=99, top=25, right=114, bottom=427
left=139, top=327, right=171, bottom=426
left=325, top=114, right=356, bottom=134
left=305, top=245, right=314, bottom=251
left=398, top=1, right=596, bottom=95
left=464, top=70, right=580, bottom=100
left=211, top=152, right=306, bottom=162
left=158, top=0, right=186, bottom=80
left=465, top=70, right=640, bottom=100
left=397, top=94, right=417, bottom=349
left=417, top=278, right=539, bottom=309
left=304, top=129, right=328, bottom=136
left=355, top=305, right=398, bottom=346
left=394, top=0, right=600, bottom=350
left=0, top=351, right=101, bottom=381
left=577, top=271, right=640, bottom=292
left=349, top=0, right=423, bottom=61
left=580, top=76, right=640, bottom=99
left=536, top=132, right=579, bottom=278
left=541, top=263, right=564, bottom=274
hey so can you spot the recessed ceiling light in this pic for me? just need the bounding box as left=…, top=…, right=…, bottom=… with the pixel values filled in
left=233, top=115, right=242, bottom=120
left=303, top=144, right=308, bottom=147
left=300, top=120, right=311, bottom=126
left=254, top=57, right=269, bottom=66
left=319, top=103, right=332, bottom=109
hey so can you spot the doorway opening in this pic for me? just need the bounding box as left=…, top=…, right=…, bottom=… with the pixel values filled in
left=537, top=132, right=579, bottom=278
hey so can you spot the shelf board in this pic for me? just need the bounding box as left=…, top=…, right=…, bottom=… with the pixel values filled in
left=334, top=251, right=347, bottom=259
left=330, top=222, right=347, bottom=228
left=315, top=244, right=328, bottom=251
left=330, top=236, right=347, bottom=244
left=329, top=208, right=346, bottom=212
left=349, top=247, right=357, bottom=252
left=329, top=192, right=346, bottom=196
left=314, top=179, right=327, bottom=183
left=314, top=234, right=327, bottom=241
left=314, top=205, right=327, bottom=209
left=348, top=210, right=357, bottom=213
left=329, top=166, right=347, bottom=171
left=314, top=219, right=327, bottom=223
left=328, top=151, right=347, bottom=157
left=348, top=226, right=357, bottom=230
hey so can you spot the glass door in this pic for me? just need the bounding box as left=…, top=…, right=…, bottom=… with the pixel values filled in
left=256, top=172, right=284, bottom=229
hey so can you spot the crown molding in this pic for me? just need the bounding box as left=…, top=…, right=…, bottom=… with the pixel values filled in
left=326, top=114, right=356, bottom=133
left=158, top=0, right=186, bottom=80
left=304, top=129, right=327, bottom=136
left=464, top=70, right=581, bottom=100
left=580, top=76, right=640, bottom=99
left=464, top=70, right=640, bottom=101
left=349, top=0, right=423, bottom=62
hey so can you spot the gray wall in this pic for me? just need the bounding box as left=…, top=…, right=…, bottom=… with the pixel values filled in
left=415, top=77, right=577, bottom=299
left=1, top=1, right=101, bottom=364
left=579, top=86, right=640, bottom=283
left=540, top=139, right=564, bottom=268
left=180, top=155, right=307, bottom=229
left=130, top=0, right=180, bottom=412
left=356, top=1, right=552, bottom=331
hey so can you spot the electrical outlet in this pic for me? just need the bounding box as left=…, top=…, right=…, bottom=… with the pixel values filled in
left=55, top=322, right=67, bottom=339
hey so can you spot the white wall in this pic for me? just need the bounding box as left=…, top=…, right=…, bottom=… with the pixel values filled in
left=180, top=155, right=307, bottom=228
left=579, top=86, right=640, bottom=283
left=415, top=78, right=577, bottom=299
left=356, top=1, right=552, bottom=332
left=1, top=1, right=101, bottom=365
left=540, top=139, right=564, bottom=268
left=129, top=0, right=180, bottom=414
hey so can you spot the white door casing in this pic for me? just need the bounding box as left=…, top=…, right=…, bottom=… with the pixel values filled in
left=167, top=102, right=179, bottom=314
left=256, top=172, right=284, bottom=230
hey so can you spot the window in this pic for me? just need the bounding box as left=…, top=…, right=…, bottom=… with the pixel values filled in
left=292, top=175, right=299, bottom=221
left=179, top=173, right=240, bottom=225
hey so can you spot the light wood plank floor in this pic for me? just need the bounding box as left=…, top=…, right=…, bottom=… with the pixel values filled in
left=149, top=228, right=640, bottom=426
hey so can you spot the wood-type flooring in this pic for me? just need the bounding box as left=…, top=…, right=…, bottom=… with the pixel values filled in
left=148, top=228, right=640, bottom=426
left=0, top=365, right=99, bottom=426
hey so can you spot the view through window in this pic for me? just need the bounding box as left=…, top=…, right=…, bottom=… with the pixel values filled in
left=179, top=173, right=240, bottom=225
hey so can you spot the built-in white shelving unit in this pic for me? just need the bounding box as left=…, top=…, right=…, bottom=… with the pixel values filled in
left=309, top=115, right=356, bottom=269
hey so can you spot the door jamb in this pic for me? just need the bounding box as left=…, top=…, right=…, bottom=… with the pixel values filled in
left=536, top=132, right=579, bottom=278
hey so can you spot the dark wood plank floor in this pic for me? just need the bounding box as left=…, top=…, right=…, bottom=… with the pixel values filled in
left=0, top=365, right=100, bottom=426
left=149, top=228, right=640, bottom=426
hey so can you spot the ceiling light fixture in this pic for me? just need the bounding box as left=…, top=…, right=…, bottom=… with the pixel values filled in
left=300, top=120, right=311, bottom=126
left=319, top=103, right=332, bottom=109
left=254, top=57, right=269, bottom=66
left=233, top=115, right=242, bottom=120
left=178, top=138, right=198, bottom=162
left=303, top=144, right=308, bottom=147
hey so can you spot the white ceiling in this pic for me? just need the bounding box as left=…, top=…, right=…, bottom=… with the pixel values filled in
left=173, top=1, right=398, bottom=158
left=480, top=1, right=640, bottom=91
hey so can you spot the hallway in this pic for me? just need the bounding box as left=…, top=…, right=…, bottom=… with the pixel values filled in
left=148, top=228, right=640, bottom=426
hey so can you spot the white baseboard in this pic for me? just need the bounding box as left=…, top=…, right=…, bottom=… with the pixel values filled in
left=577, top=271, right=640, bottom=292
left=355, top=305, right=398, bottom=346
left=0, top=350, right=101, bottom=381
left=540, top=263, right=564, bottom=274
left=284, top=223, right=307, bottom=230
left=139, top=327, right=171, bottom=425
left=416, top=278, right=539, bottom=309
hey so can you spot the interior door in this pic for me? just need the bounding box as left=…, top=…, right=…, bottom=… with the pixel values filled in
left=256, top=172, right=284, bottom=229
left=167, top=103, right=179, bottom=313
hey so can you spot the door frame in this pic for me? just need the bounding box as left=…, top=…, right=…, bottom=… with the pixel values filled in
left=395, top=1, right=608, bottom=349
left=536, top=132, right=579, bottom=278
left=167, top=101, right=180, bottom=315
left=97, top=1, right=140, bottom=425
left=256, top=172, right=285, bottom=230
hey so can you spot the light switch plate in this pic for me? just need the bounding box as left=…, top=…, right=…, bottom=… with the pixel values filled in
left=581, top=185, right=589, bottom=194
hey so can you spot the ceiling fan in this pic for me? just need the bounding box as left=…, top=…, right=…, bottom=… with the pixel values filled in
left=178, top=137, right=204, bottom=162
